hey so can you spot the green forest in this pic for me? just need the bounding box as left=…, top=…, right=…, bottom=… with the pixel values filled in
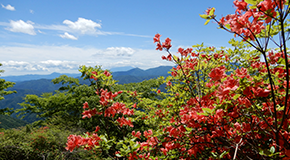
left=1, top=0, right=290, bottom=159
left=0, top=66, right=167, bottom=159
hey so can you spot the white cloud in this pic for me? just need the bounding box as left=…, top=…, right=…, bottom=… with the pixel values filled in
left=6, top=20, right=36, bottom=35
left=1, top=4, right=15, bottom=11
left=30, top=9, right=34, bottom=14
left=1, top=60, right=81, bottom=71
left=32, top=18, right=115, bottom=36
left=0, top=17, right=149, bottom=38
left=40, top=60, right=63, bottom=66
left=94, top=47, right=135, bottom=57
left=63, top=17, right=102, bottom=35
left=59, top=32, right=78, bottom=40
left=0, top=44, right=173, bottom=76
left=2, top=61, right=29, bottom=66
left=37, top=30, right=44, bottom=34
left=40, top=60, right=80, bottom=69
left=1, top=61, right=45, bottom=71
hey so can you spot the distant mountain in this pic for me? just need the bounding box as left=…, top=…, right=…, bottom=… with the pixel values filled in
left=0, top=65, right=174, bottom=124
left=109, top=66, right=134, bottom=72
left=112, top=66, right=172, bottom=77
left=2, top=72, right=81, bottom=82
left=145, top=66, right=174, bottom=76
left=113, top=68, right=148, bottom=77
left=1, top=66, right=173, bottom=83
left=0, top=79, right=62, bottom=123
left=112, top=66, right=172, bottom=84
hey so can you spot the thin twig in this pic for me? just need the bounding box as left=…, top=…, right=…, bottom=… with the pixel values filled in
left=233, top=138, right=243, bottom=160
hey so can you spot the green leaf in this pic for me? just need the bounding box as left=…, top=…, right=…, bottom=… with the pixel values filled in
left=277, top=105, right=284, bottom=111
left=211, top=152, right=217, bottom=158
left=196, top=112, right=208, bottom=116
left=204, top=19, right=210, bottom=25
left=122, top=144, right=128, bottom=149
left=202, top=108, right=214, bottom=115
left=277, top=57, right=286, bottom=66
left=133, top=143, right=140, bottom=150
left=209, top=7, right=215, bottom=16
left=259, top=148, right=265, bottom=155
left=199, top=14, right=209, bottom=19
left=270, top=146, right=275, bottom=154
left=219, top=151, right=228, bottom=159
left=245, top=0, right=257, bottom=5
left=259, top=148, right=272, bottom=156
left=225, top=24, right=231, bottom=29
left=233, top=94, right=241, bottom=100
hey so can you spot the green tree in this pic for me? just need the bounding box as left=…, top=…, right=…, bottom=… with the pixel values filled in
left=17, top=74, right=97, bottom=127
left=17, top=65, right=164, bottom=158
left=0, top=63, right=16, bottom=115
left=17, top=66, right=163, bottom=128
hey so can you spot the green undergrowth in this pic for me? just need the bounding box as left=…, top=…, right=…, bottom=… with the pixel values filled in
left=0, top=119, right=99, bottom=160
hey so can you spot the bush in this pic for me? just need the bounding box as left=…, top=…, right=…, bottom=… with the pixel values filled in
left=0, top=122, right=97, bottom=160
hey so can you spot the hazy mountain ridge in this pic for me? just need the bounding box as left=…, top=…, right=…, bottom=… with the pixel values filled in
left=0, top=66, right=173, bottom=128
left=1, top=66, right=173, bottom=83
left=109, top=66, right=135, bottom=72
left=2, top=72, right=81, bottom=82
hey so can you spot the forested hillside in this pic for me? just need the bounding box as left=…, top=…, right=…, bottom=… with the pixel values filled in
left=0, top=66, right=172, bottom=125
left=0, top=115, right=28, bottom=129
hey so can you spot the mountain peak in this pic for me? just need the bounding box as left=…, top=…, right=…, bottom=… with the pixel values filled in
left=109, top=66, right=134, bottom=72
left=2, top=66, right=173, bottom=82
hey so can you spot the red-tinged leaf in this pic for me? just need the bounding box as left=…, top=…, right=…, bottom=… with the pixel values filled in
left=209, top=7, right=215, bottom=16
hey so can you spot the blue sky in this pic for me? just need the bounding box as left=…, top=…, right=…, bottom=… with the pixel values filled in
left=0, top=0, right=236, bottom=76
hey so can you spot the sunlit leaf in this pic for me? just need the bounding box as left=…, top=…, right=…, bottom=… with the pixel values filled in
left=199, top=14, right=209, bottom=19
left=270, top=146, right=275, bottom=154
left=245, top=0, right=258, bottom=5
left=209, top=7, right=215, bottom=16
left=204, top=19, right=210, bottom=25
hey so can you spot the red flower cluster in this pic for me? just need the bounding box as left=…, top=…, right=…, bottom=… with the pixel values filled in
left=153, top=34, right=172, bottom=50
left=116, top=116, right=134, bottom=127
left=132, top=131, right=141, bottom=139
left=217, top=0, right=284, bottom=40
left=99, top=89, right=122, bottom=106
left=90, top=71, right=98, bottom=81
left=148, top=26, right=290, bottom=158
left=66, top=134, right=101, bottom=152
left=67, top=1, right=290, bottom=159
left=103, top=70, right=111, bottom=77
left=209, top=66, right=227, bottom=81
left=105, top=102, right=134, bottom=117
left=178, top=47, right=193, bottom=57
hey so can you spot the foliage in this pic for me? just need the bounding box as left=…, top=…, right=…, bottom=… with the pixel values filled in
left=0, top=114, right=28, bottom=129
left=62, top=65, right=165, bottom=158
left=0, top=63, right=16, bottom=115
left=65, top=1, right=290, bottom=160
left=0, top=79, right=62, bottom=123
left=15, top=65, right=164, bottom=158
left=0, top=121, right=97, bottom=160
left=17, top=75, right=96, bottom=127
left=4, top=0, right=290, bottom=160
left=0, top=66, right=170, bottom=124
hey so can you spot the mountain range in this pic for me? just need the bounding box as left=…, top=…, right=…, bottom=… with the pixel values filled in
left=2, top=66, right=172, bottom=83
left=0, top=65, right=173, bottom=128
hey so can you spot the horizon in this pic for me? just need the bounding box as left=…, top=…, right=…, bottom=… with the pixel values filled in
left=1, top=65, right=173, bottom=77
left=1, top=0, right=236, bottom=76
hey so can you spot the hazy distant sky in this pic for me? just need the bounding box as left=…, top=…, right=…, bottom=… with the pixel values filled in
left=0, top=0, right=236, bottom=76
